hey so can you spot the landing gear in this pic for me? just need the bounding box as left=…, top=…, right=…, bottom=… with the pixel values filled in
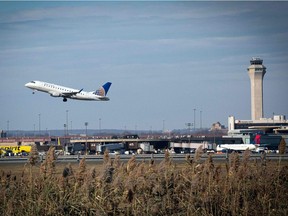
left=63, top=98, right=67, bottom=102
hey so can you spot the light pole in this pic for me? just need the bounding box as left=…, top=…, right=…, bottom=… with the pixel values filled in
left=63, top=123, right=67, bottom=154
left=7, top=120, right=9, bottom=137
left=193, top=109, right=196, bottom=131
left=200, top=110, right=202, bottom=129
left=185, top=123, right=192, bottom=143
left=64, top=124, right=66, bottom=138
left=38, top=114, right=41, bottom=136
left=85, top=122, right=88, bottom=155
left=66, top=110, right=69, bottom=136
left=99, top=118, right=101, bottom=136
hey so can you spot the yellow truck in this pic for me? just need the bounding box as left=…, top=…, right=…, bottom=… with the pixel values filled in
left=0, top=146, right=31, bottom=156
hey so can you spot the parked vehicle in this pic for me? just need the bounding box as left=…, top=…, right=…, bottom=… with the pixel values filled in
left=3, top=150, right=14, bottom=156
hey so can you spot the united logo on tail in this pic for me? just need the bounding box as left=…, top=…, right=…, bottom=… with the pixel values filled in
left=95, top=82, right=112, bottom=96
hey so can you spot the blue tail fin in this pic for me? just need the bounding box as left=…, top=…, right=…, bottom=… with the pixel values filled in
left=94, top=82, right=112, bottom=96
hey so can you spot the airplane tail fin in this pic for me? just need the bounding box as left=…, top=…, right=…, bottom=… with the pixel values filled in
left=94, top=82, right=112, bottom=96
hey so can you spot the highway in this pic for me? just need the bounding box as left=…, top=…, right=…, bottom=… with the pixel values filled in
left=0, top=153, right=288, bottom=164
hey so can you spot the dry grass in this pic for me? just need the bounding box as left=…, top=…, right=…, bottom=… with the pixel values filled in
left=0, top=148, right=288, bottom=216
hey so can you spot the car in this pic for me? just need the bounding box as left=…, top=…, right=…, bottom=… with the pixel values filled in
left=21, top=151, right=29, bottom=156
left=4, top=150, right=14, bottom=156
left=39, top=152, right=46, bottom=156
left=206, top=149, right=215, bottom=154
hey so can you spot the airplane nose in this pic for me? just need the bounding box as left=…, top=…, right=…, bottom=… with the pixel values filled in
left=25, top=83, right=32, bottom=88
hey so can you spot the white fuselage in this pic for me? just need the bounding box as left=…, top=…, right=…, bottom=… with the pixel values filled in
left=216, top=144, right=256, bottom=152
left=25, top=81, right=109, bottom=101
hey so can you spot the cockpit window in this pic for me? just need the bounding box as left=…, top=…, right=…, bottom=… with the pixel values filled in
left=30, top=81, right=35, bottom=83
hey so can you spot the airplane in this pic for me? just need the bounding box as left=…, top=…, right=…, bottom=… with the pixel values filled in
left=216, top=144, right=256, bottom=153
left=25, top=80, right=112, bottom=102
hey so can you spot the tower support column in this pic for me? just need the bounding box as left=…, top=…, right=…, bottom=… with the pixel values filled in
left=247, top=57, right=266, bottom=120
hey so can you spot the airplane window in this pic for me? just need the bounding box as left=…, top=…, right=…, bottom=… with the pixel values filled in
left=31, top=81, right=35, bottom=83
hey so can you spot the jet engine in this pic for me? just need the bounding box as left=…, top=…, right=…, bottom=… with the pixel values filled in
left=49, top=92, right=61, bottom=97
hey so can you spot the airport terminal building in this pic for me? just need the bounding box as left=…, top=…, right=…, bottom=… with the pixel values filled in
left=228, top=115, right=288, bottom=133
left=227, top=115, right=288, bottom=150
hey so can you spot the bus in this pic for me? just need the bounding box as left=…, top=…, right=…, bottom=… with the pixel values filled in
left=0, top=146, right=31, bottom=156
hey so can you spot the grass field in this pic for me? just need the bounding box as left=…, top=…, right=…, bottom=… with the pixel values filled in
left=0, top=161, right=104, bottom=177
left=0, top=147, right=288, bottom=215
left=1, top=156, right=288, bottom=177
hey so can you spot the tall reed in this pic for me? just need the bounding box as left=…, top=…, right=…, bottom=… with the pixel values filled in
left=0, top=147, right=287, bottom=215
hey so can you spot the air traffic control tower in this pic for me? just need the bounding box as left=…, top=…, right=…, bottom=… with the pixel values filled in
left=247, top=57, right=266, bottom=121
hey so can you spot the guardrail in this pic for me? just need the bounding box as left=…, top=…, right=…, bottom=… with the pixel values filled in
left=0, top=153, right=288, bottom=163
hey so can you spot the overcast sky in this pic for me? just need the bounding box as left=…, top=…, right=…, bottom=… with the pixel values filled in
left=0, top=1, right=287, bottom=132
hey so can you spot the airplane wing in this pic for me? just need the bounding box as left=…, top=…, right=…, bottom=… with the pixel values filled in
left=61, top=89, right=83, bottom=97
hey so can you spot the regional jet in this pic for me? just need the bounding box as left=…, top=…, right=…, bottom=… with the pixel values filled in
left=25, top=81, right=112, bottom=102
